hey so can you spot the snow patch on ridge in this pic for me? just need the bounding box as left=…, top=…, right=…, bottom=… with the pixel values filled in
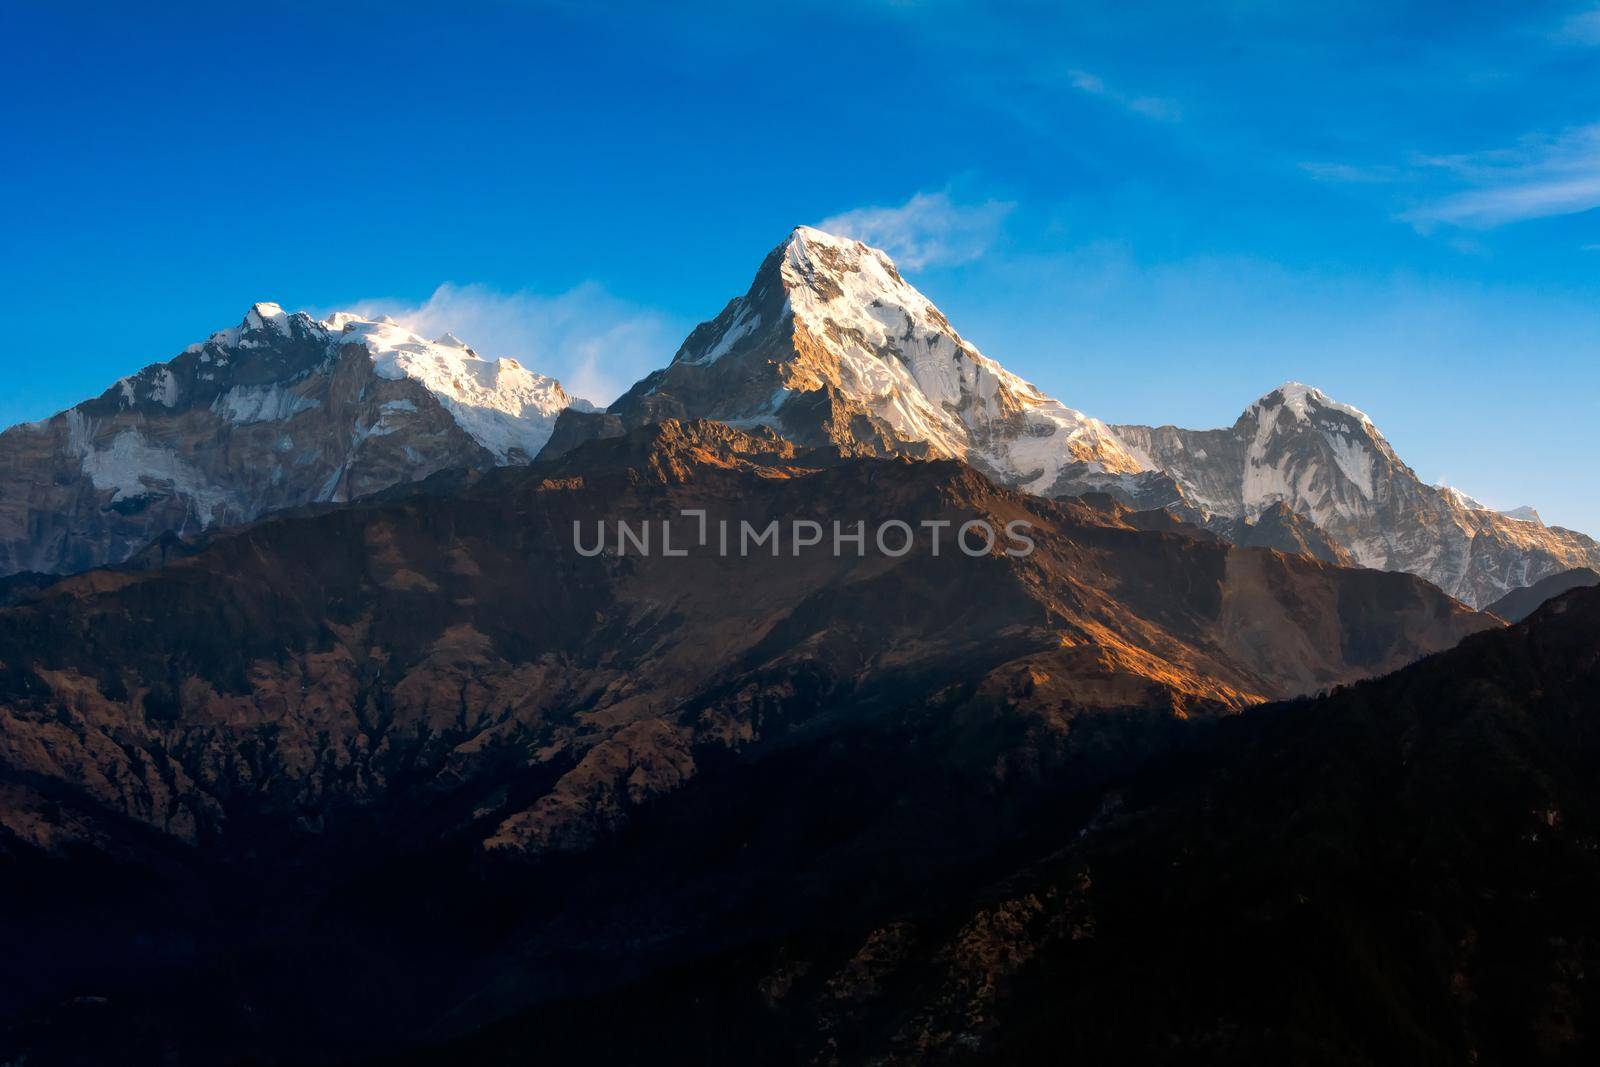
left=169, top=303, right=593, bottom=461
left=694, top=302, right=760, bottom=365
left=213, top=384, right=321, bottom=425
left=66, top=411, right=232, bottom=526
left=1323, top=430, right=1375, bottom=500
left=1435, top=484, right=1546, bottom=527
left=1435, top=483, right=1491, bottom=512
left=334, top=316, right=594, bottom=459
left=244, top=302, right=292, bottom=335
left=779, top=226, right=1143, bottom=490
left=1257, top=381, right=1373, bottom=426
left=148, top=368, right=180, bottom=408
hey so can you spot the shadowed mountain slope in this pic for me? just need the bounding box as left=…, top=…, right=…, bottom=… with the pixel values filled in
left=0, top=420, right=1492, bottom=1064
left=387, top=586, right=1600, bottom=1066
left=1487, top=566, right=1600, bottom=622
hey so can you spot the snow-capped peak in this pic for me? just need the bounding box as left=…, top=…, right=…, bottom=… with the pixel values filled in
left=184, top=303, right=592, bottom=462
left=771, top=226, right=1143, bottom=486
left=323, top=313, right=593, bottom=460
left=244, top=301, right=292, bottom=335
left=629, top=226, right=1147, bottom=493
left=1254, top=381, right=1373, bottom=426
left=784, top=225, right=904, bottom=285
left=790, top=224, right=852, bottom=243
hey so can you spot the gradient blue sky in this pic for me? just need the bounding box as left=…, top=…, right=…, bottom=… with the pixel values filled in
left=4, top=1, right=1599, bottom=531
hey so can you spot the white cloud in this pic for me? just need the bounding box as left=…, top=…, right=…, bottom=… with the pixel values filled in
left=1298, top=161, right=1398, bottom=184
left=337, top=282, right=679, bottom=406
left=1064, top=68, right=1181, bottom=122
left=1410, top=176, right=1600, bottom=228
left=817, top=191, right=1014, bottom=269
left=1555, top=4, right=1600, bottom=45
left=1404, top=124, right=1600, bottom=228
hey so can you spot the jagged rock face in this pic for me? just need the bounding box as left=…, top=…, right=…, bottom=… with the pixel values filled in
left=0, top=303, right=591, bottom=578
left=1117, top=383, right=1600, bottom=608
left=599, top=227, right=1144, bottom=493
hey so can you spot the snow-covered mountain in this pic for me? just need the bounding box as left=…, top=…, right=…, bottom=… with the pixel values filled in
left=555, top=227, right=1597, bottom=608
left=5, top=230, right=1590, bottom=607
left=591, top=226, right=1177, bottom=503
left=0, top=303, right=591, bottom=576
left=1115, top=383, right=1600, bottom=608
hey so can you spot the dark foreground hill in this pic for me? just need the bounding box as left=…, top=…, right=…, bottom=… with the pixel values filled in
left=0, top=421, right=1494, bottom=1064
left=397, top=583, right=1600, bottom=1066
left=1486, top=567, right=1600, bottom=622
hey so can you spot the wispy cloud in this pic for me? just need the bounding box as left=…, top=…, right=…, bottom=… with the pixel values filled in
left=818, top=191, right=1014, bottom=269
left=337, top=283, right=679, bottom=405
left=1555, top=4, right=1600, bottom=45
left=1403, top=124, right=1600, bottom=228
left=1298, top=161, right=1398, bottom=184
left=1063, top=68, right=1181, bottom=122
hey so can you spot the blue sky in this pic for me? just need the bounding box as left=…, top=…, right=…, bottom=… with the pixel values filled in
left=4, top=1, right=1599, bottom=531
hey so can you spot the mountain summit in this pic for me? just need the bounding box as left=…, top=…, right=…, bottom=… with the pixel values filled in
left=560, top=230, right=1599, bottom=607
left=0, top=304, right=591, bottom=576
left=1116, top=382, right=1600, bottom=607
left=598, top=226, right=1158, bottom=499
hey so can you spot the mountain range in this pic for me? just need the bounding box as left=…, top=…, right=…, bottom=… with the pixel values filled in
left=554, top=227, right=1600, bottom=608
left=3, top=226, right=1599, bottom=1064
left=1113, top=385, right=1599, bottom=609
left=4, top=227, right=1590, bottom=608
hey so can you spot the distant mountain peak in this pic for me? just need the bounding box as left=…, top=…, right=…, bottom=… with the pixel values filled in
left=1118, top=390, right=1599, bottom=606
left=242, top=300, right=292, bottom=334
left=1253, top=381, right=1374, bottom=426
left=613, top=228, right=1146, bottom=500
left=788, top=222, right=863, bottom=251
left=782, top=225, right=908, bottom=291
left=339, top=312, right=593, bottom=459
left=573, top=228, right=1600, bottom=609
left=0, top=303, right=593, bottom=577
